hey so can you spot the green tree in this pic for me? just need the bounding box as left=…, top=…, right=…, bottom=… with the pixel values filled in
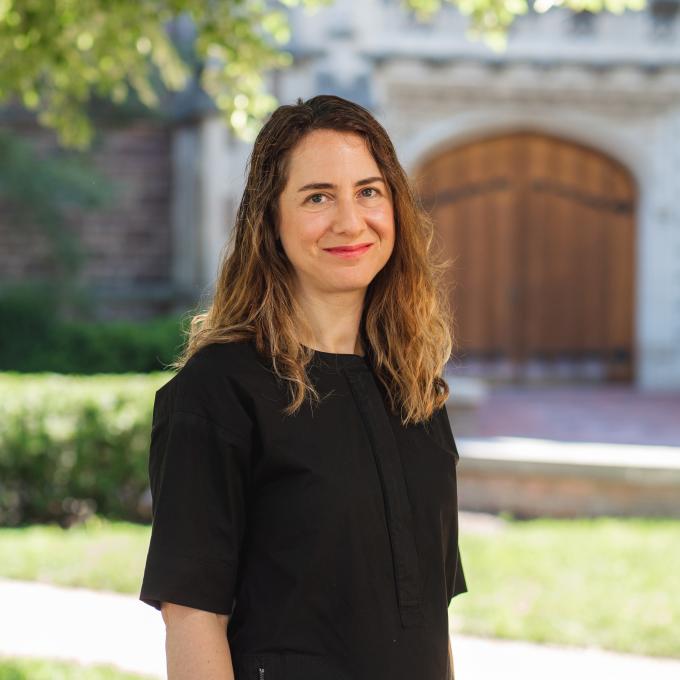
left=0, top=0, right=646, bottom=150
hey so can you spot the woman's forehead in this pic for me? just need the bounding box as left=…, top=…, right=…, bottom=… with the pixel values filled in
left=286, top=132, right=381, bottom=182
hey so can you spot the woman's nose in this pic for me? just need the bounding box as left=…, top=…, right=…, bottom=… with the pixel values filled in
left=333, top=196, right=363, bottom=234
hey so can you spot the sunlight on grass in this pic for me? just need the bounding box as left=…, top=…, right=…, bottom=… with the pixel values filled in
left=0, top=515, right=151, bottom=594
left=448, top=515, right=680, bottom=659
left=0, top=654, right=155, bottom=679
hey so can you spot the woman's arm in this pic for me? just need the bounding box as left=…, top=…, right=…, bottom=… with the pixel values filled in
left=162, top=602, right=235, bottom=680
left=448, top=637, right=456, bottom=680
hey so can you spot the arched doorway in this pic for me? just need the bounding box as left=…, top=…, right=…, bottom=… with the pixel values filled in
left=413, top=130, right=637, bottom=383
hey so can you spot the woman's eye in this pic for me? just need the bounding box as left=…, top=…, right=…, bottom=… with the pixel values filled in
left=305, top=187, right=380, bottom=204
left=361, top=187, right=380, bottom=198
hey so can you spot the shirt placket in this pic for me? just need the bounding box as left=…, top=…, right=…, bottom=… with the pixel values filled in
left=343, top=365, right=425, bottom=628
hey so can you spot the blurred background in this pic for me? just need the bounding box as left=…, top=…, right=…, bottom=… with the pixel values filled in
left=1, top=0, right=679, bottom=678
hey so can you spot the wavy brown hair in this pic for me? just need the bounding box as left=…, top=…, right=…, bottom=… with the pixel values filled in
left=170, top=94, right=456, bottom=425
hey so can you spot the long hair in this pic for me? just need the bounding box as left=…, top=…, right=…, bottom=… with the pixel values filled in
left=170, top=94, right=455, bottom=425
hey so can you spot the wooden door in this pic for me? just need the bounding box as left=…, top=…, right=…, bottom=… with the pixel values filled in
left=413, top=131, right=636, bottom=383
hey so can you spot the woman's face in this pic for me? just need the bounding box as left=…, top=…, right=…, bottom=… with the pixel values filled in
left=276, top=129, right=395, bottom=300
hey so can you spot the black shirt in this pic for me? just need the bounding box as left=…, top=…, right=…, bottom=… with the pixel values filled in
left=139, top=339, right=468, bottom=680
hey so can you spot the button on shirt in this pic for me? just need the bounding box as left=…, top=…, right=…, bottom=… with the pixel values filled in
left=139, top=340, right=468, bottom=680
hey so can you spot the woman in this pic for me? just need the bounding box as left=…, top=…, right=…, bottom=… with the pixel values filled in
left=139, top=94, right=468, bottom=680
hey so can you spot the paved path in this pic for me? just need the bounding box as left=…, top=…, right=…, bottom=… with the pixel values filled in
left=2, top=577, right=679, bottom=679
left=472, top=383, right=680, bottom=446
left=0, top=577, right=165, bottom=678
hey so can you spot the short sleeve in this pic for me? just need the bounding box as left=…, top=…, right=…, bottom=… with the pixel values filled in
left=432, top=404, right=460, bottom=466
left=139, top=377, right=253, bottom=616
left=434, top=405, right=468, bottom=603
left=448, top=545, right=468, bottom=604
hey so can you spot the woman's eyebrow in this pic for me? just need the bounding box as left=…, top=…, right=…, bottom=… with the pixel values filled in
left=297, top=177, right=385, bottom=192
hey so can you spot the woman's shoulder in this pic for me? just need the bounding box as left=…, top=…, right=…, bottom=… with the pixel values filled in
left=183, top=338, right=260, bottom=376
left=155, top=339, right=263, bottom=426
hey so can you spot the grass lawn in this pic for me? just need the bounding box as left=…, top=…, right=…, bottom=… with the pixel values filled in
left=0, top=655, right=155, bottom=679
left=450, top=515, right=680, bottom=659
left=0, top=516, right=150, bottom=593
left=0, top=514, right=678, bottom=659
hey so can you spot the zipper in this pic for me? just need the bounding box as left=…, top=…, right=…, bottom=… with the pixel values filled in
left=258, top=664, right=265, bottom=679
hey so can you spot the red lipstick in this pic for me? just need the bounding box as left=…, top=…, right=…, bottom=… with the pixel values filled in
left=323, top=242, right=374, bottom=259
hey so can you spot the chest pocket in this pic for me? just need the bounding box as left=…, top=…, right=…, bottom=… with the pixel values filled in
left=235, top=651, right=352, bottom=680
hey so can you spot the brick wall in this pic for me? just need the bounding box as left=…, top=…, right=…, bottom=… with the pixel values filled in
left=0, top=118, right=176, bottom=320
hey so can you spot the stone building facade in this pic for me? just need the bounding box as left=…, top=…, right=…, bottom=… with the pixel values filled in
left=219, top=1, right=679, bottom=390
left=2, top=1, right=679, bottom=388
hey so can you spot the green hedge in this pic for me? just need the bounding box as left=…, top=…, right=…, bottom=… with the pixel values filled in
left=0, top=372, right=172, bottom=527
left=0, top=282, right=187, bottom=373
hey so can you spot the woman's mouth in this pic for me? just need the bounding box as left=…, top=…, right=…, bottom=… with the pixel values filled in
left=323, top=243, right=374, bottom=259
